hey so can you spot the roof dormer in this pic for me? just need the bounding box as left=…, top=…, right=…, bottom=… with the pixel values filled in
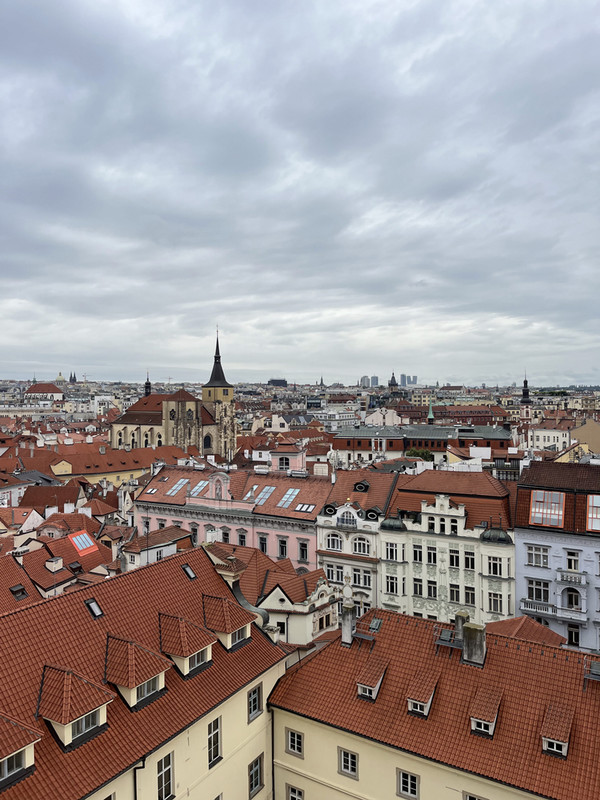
left=36, top=665, right=115, bottom=750
left=203, top=595, right=255, bottom=651
left=356, top=655, right=388, bottom=702
left=406, top=671, right=439, bottom=718
left=541, top=703, right=574, bottom=758
left=158, top=613, right=217, bottom=679
left=469, top=686, right=502, bottom=738
left=104, top=635, right=172, bottom=710
left=0, top=712, right=41, bottom=792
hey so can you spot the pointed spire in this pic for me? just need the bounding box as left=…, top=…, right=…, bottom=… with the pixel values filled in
left=427, top=397, right=434, bottom=424
left=204, top=334, right=232, bottom=388
left=144, top=372, right=152, bottom=397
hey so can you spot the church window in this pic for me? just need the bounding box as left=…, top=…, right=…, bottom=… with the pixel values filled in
left=169, top=409, right=176, bottom=420
left=187, top=409, right=193, bottom=420
left=204, top=434, right=212, bottom=450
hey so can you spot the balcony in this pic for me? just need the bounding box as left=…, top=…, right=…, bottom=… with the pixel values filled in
left=556, top=569, right=587, bottom=586
left=520, top=598, right=588, bottom=623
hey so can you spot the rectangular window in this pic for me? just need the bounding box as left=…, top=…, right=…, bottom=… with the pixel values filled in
left=232, top=626, right=247, bottom=646
left=413, top=544, right=423, bottom=563
left=588, top=495, right=600, bottom=531
left=567, top=624, right=580, bottom=647
left=464, top=551, right=475, bottom=570
left=189, top=649, right=207, bottom=670
left=255, top=486, right=276, bottom=505
left=248, top=754, right=264, bottom=798
left=258, top=535, right=268, bottom=554
left=450, top=584, right=460, bottom=602
left=427, top=580, right=437, bottom=599
left=0, top=750, right=24, bottom=781
left=566, top=550, right=579, bottom=571
left=397, top=769, right=419, bottom=798
left=208, top=717, right=221, bottom=767
left=527, top=545, right=549, bottom=568
left=488, top=556, right=502, bottom=576
left=463, top=794, right=489, bottom=800
left=278, top=488, right=300, bottom=508
left=413, top=578, right=423, bottom=596
left=530, top=490, right=565, bottom=527
left=386, top=575, right=398, bottom=594
left=353, top=568, right=361, bottom=586
left=286, top=729, right=303, bottom=757
left=287, top=788, right=304, bottom=800
left=427, top=546, right=437, bottom=565
left=71, top=710, right=98, bottom=739
left=136, top=675, right=159, bottom=703
left=157, top=752, right=174, bottom=800
left=336, top=565, right=344, bottom=583
left=449, top=548, right=460, bottom=568
left=247, top=685, right=263, bottom=722
left=386, top=542, right=398, bottom=561
left=488, top=592, right=502, bottom=613
left=298, top=541, right=308, bottom=562
left=464, top=586, right=475, bottom=606
left=338, top=748, right=358, bottom=779
left=527, top=579, right=549, bottom=603
left=326, top=563, right=334, bottom=581
left=278, top=538, right=288, bottom=558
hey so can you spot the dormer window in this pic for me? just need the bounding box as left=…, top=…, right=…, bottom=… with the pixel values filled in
left=357, top=685, right=374, bottom=700
left=356, top=656, right=387, bottom=702
left=543, top=738, right=568, bottom=757
left=231, top=626, right=248, bottom=647
left=471, top=717, right=495, bottom=737
left=136, top=676, right=159, bottom=703
left=189, top=649, right=208, bottom=670
left=71, top=710, right=99, bottom=740
left=9, top=584, right=27, bottom=601
left=406, top=671, right=438, bottom=719
left=0, top=750, right=25, bottom=783
left=541, top=703, right=573, bottom=758
left=469, top=686, right=502, bottom=739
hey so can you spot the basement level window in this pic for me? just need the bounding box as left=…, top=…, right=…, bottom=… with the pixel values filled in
left=182, top=564, right=197, bottom=580
left=84, top=598, right=103, bottom=619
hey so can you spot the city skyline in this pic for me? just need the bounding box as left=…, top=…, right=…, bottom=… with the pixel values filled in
left=2, top=1, right=599, bottom=385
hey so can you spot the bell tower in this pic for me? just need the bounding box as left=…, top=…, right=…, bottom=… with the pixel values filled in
left=202, top=336, right=236, bottom=460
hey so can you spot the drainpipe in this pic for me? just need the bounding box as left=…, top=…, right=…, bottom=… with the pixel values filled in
left=133, top=755, right=146, bottom=800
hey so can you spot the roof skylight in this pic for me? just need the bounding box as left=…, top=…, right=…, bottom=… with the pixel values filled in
left=166, top=478, right=190, bottom=497
left=190, top=480, right=209, bottom=497
left=277, top=488, right=300, bottom=508
left=255, top=486, right=276, bottom=505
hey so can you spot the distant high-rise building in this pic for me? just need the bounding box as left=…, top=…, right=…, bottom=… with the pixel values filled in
left=370, top=375, right=379, bottom=388
left=400, top=373, right=407, bottom=387
left=359, top=375, right=370, bottom=388
left=412, top=375, right=417, bottom=384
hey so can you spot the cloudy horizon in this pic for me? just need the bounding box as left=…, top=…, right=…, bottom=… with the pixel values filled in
left=2, top=0, right=599, bottom=387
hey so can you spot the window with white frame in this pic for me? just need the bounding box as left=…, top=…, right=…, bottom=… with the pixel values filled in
left=189, top=648, right=208, bottom=670
left=353, top=536, right=370, bottom=555
left=326, top=533, right=342, bottom=551
left=338, top=747, right=358, bottom=779
left=231, top=626, right=248, bottom=646
left=0, top=750, right=25, bottom=783
left=471, top=718, right=494, bottom=736
left=71, top=710, right=99, bottom=740
left=488, top=592, right=502, bottom=613
left=397, top=769, right=419, bottom=798
left=287, top=788, right=304, bottom=800
left=386, top=575, right=398, bottom=594
left=566, top=550, right=580, bottom=571
left=543, top=738, right=568, bottom=757
left=336, top=565, right=344, bottom=583
left=286, top=729, right=303, bottom=757
left=587, top=495, right=600, bottom=531
left=527, top=545, right=549, bottom=567
left=530, top=490, right=565, bottom=527
left=136, top=675, right=159, bottom=704
left=339, top=511, right=357, bottom=527
left=208, top=717, right=221, bottom=767
left=463, top=794, right=489, bottom=800
left=464, top=551, right=475, bottom=570
left=450, top=584, right=460, bottom=602
left=413, top=544, right=423, bottom=562
left=464, top=586, right=475, bottom=605
left=487, top=556, right=502, bottom=576
left=353, top=569, right=371, bottom=588
left=427, top=546, right=436, bottom=565
left=449, top=548, right=460, bottom=567
left=439, top=518, right=446, bottom=533
left=248, top=753, right=263, bottom=798
left=258, top=535, right=268, bottom=553
left=527, top=579, right=549, bottom=603
left=247, top=685, right=263, bottom=722
left=326, top=563, right=334, bottom=581
left=157, top=752, right=174, bottom=800
left=386, top=542, right=398, bottom=561
left=450, top=519, right=458, bottom=535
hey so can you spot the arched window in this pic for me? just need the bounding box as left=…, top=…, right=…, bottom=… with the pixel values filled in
left=353, top=536, right=370, bottom=555
left=338, top=511, right=357, bottom=528
left=326, top=533, right=342, bottom=551
left=203, top=434, right=212, bottom=450
left=428, top=516, right=435, bottom=532
left=169, top=409, right=176, bottom=420
left=118, top=432, right=122, bottom=446
left=187, top=409, right=193, bottom=420
left=439, top=518, right=446, bottom=534
left=157, top=435, right=162, bottom=447
left=144, top=436, right=149, bottom=448
left=279, top=456, right=290, bottom=471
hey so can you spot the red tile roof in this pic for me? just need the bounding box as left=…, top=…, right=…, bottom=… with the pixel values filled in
left=486, top=616, right=566, bottom=646
left=159, top=614, right=217, bottom=658
left=36, top=665, right=115, bottom=725
left=39, top=512, right=101, bottom=536
left=269, top=611, right=600, bottom=800
left=326, top=468, right=398, bottom=512
left=540, top=703, right=574, bottom=743
left=0, top=559, right=40, bottom=613
left=122, top=526, right=193, bottom=553
left=0, top=713, right=41, bottom=760
left=104, top=636, right=172, bottom=689
left=469, top=685, right=502, bottom=722
left=520, top=461, right=600, bottom=491
left=203, top=595, right=256, bottom=633
left=20, top=485, right=81, bottom=512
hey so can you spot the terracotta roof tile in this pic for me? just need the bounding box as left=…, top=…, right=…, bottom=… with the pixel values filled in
left=469, top=685, right=502, bottom=723
left=104, top=636, right=173, bottom=689
left=123, top=526, right=193, bottom=553
left=37, top=665, right=115, bottom=725
left=540, top=703, right=574, bottom=743
left=0, top=713, right=41, bottom=760
left=203, top=595, right=256, bottom=633
left=405, top=669, right=439, bottom=703
left=356, top=655, right=389, bottom=689
left=487, top=616, right=566, bottom=646
left=159, top=614, right=217, bottom=658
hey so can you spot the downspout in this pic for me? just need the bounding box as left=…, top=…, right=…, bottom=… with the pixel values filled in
left=270, top=704, right=276, bottom=800
left=133, top=755, right=146, bottom=800
left=231, top=580, right=269, bottom=626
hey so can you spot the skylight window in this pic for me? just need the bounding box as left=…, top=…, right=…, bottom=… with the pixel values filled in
left=255, top=486, right=276, bottom=505
left=84, top=598, right=103, bottom=619
left=182, top=564, right=197, bottom=580
left=166, top=478, right=190, bottom=497
left=243, top=485, right=259, bottom=500
left=190, top=480, right=209, bottom=497
left=295, top=503, right=315, bottom=513
left=9, top=584, right=28, bottom=601
left=159, top=476, right=169, bottom=482
left=69, top=531, right=98, bottom=555
left=277, top=488, right=300, bottom=508
left=146, top=488, right=157, bottom=494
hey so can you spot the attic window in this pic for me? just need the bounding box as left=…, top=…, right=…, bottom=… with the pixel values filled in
left=182, top=564, right=196, bottom=580
left=471, top=718, right=495, bottom=737
left=278, top=488, right=300, bottom=508
left=159, top=476, right=169, bottom=482
left=255, top=486, right=276, bottom=505
left=357, top=685, right=374, bottom=699
left=295, top=503, right=315, bottom=513
left=166, top=478, right=189, bottom=497
left=69, top=561, right=82, bottom=574
left=146, top=488, right=157, bottom=494
left=0, top=749, right=26, bottom=784
left=136, top=676, right=159, bottom=703
left=9, top=584, right=28, bottom=601
left=408, top=699, right=427, bottom=715
left=354, top=481, right=369, bottom=492
left=84, top=598, right=103, bottom=619
left=543, top=738, right=568, bottom=757
left=231, top=626, right=249, bottom=647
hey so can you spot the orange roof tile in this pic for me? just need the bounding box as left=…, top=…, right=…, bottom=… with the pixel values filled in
left=540, top=703, right=574, bottom=743
left=469, top=685, right=502, bottom=722
left=356, top=655, right=389, bottom=689
left=159, top=614, right=217, bottom=658
left=0, top=713, right=41, bottom=760
left=405, top=669, right=439, bottom=703
left=203, top=595, right=256, bottom=633
left=104, top=635, right=173, bottom=689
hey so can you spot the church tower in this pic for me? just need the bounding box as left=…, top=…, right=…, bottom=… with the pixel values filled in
left=520, top=375, right=533, bottom=430
left=144, top=372, right=152, bottom=397
left=202, top=337, right=236, bottom=460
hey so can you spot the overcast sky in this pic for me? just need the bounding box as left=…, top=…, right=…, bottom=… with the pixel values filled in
left=2, top=0, right=599, bottom=387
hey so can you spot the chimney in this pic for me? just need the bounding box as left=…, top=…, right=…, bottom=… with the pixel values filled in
left=462, top=623, right=486, bottom=666
left=454, top=610, right=470, bottom=641
left=341, top=578, right=355, bottom=647
left=263, top=625, right=281, bottom=645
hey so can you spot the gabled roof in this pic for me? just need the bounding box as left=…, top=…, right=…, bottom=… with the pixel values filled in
left=540, top=703, right=574, bottom=743
left=40, top=513, right=101, bottom=536
left=104, top=636, right=172, bottom=689
left=487, top=616, right=566, bottom=646
left=122, top=526, right=193, bottom=553
left=0, top=558, right=40, bottom=613
left=0, top=712, right=41, bottom=760
left=519, top=461, right=600, bottom=492
left=469, top=685, right=502, bottom=722
left=20, top=484, right=80, bottom=512
left=36, top=665, right=115, bottom=724
left=159, top=613, right=217, bottom=658
left=326, top=468, right=398, bottom=513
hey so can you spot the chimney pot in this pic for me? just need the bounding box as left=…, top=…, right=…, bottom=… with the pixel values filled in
left=454, top=610, right=470, bottom=641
